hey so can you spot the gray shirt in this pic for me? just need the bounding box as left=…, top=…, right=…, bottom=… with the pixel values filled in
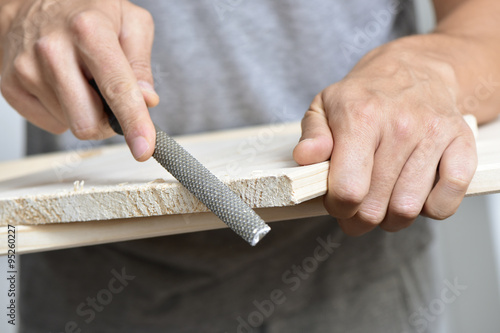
left=20, top=1, right=439, bottom=332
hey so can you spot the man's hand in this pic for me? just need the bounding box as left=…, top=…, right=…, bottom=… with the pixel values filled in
left=0, top=0, right=158, bottom=161
left=293, top=36, right=478, bottom=236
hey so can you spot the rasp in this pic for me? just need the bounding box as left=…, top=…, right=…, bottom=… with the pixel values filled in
left=90, top=80, right=270, bottom=246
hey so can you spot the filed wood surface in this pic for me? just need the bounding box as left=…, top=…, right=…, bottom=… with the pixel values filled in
left=1, top=117, right=500, bottom=254
left=0, top=122, right=327, bottom=225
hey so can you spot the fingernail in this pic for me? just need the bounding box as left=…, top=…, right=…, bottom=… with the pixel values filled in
left=137, top=80, right=157, bottom=94
left=131, top=136, right=150, bottom=160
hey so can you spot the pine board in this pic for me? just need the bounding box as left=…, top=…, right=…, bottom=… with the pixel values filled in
left=0, top=122, right=328, bottom=225
left=1, top=117, right=500, bottom=254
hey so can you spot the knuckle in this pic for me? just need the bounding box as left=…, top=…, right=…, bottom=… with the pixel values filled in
left=357, top=207, right=385, bottom=226
left=71, top=122, right=101, bottom=140
left=390, top=200, right=421, bottom=221
left=100, top=75, right=135, bottom=101
left=306, top=93, right=326, bottom=115
left=302, top=108, right=325, bottom=124
left=70, top=11, right=101, bottom=38
left=344, top=98, right=380, bottom=133
left=120, top=113, right=145, bottom=135
left=431, top=61, right=457, bottom=86
left=426, top=205, right=456, bottom=221
left=34, top=35, right=59, bottom=59
left=351, top=99, right=378, bottom=121
left=330, top=183, right=367, bottom=207
left=12, top=54, right=32, bottom=80
left=392, top=114, right=414, bottom=141
left=444, top=174, right=471, bottom=195
left=34, top=35, right=65, bottom=71
left=129, top=58, right=152, bottom=78
left=445, top=161, right=476, bottom=193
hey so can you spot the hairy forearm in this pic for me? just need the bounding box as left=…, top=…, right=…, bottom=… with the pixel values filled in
left=432, top=0, right=500, bottom=123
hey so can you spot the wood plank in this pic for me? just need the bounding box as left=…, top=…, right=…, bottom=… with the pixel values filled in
left=0, top=122, right=330, bottom=225
left=1, top=117, right=500, bottom=254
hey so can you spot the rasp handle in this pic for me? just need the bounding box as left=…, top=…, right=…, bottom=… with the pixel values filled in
left=89, top=80, right=270, bottom=245
left=89, top=80, right=123, bottom=135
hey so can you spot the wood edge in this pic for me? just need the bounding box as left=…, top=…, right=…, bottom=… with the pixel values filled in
left=286, top=162, right=329, bottom=204
left=0, top=165, right=313, bottom=226
left=466, top=163, right=500, bottom=196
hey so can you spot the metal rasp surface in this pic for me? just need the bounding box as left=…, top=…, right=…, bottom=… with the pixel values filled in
left=153, top=126, right=270, bottom=245
left=90, top=80, right=270, bottom=245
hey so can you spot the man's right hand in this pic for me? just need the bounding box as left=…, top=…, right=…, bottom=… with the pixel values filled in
left=0, top=0, right=158, bottom=161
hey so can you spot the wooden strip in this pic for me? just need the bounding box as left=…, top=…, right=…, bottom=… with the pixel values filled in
left=0, top=198, right=327, bottom=255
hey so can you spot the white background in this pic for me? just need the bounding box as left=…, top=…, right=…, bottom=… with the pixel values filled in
left=1, top=1, right=500, bottom=332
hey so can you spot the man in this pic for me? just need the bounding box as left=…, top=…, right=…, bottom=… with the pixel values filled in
left=1, top=0, right=498, bottom=332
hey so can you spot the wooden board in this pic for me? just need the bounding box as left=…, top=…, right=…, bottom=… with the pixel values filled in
left=1, top=117, right=500, bottom=254
left=0, top=122, right=328, bottom=224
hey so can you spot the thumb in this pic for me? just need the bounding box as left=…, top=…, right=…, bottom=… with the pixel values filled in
left=120, top=3, right=159, bottom=108
left=293, top=94, right=333, bottom=165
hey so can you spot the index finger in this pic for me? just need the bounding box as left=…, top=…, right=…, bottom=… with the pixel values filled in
left=72, top=10, right=155, bottom=161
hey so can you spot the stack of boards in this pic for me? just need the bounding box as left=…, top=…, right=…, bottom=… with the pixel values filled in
left=1, top=117, right=500, bottom=254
